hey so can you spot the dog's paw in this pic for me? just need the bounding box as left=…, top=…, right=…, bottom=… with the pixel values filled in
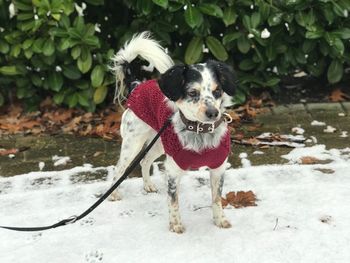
left=143, top=182, right=158, bottom=193
left=214, top=218, right=232, bottom=229
left=169, top=223, right=185, bottom=234
left=108, top=190, right=122, bottom=201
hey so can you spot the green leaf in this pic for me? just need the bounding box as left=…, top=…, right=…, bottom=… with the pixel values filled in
left=0, top=66, right=20, bottom=76
left=259, top=2, right=270, bottom=20
left=239, top=59, right=256, bottom=70
left=332, top=28, right=350, bottom=39
left=237, top=36, right=250, bottom=54
left=333, top=37, right=344, bottom=55
left=10, top=44, right=21, bottom=58
left=53, top=92, right=65, bottom=104
left=223, top=32, right=242, bottom=45
left=14, top=1, right=32, bottom=11
left=17, top=12, right=34, bottom=21
left=24, top=49, right=33, bottom=59
left=43, top=39, right=55, bottom=56
left=185, top=36, right=203, bottom=65
left=268, top=12, right=283, bottom=26
left=32, top=38, right=44, bottom=53
left=327, top=60, right=343, bottom=84
left=332, top=2, right=346, bottom=17
left=77, top=52, right=92, bottom=73
left=233, top=90, right=246, bottom=105
left=265, top=78, right=280, bottom=87
left=152, top=0, right=168, bottom=8
left=198, top=3, right=223, bottom=18
left=71, top=46, right=81, bottom=59
left=67, top=93, right=79, bottom=108
left=184, top=6, right=203, bottom=28
left=85, top=0, right=104, bottom=6
left=242, top=15, right=252, bottom=30
left=305, top=31, right=323, bottom=39
left=83, top=36, right=100, bottom=47
left=251, top=12, right=261, bottom=28
left=206, top=36, right=228, bottom=61
left=78, top=93, right=90, bottom=107
left=93, top=85, right=108, bottom=104
left=62, top=65, right=82, bottom=80
left=138, top=0, right=153, bottom=15
left=0, top=40, right=10, bottom=54
left=0, top=93, right=4, bottom=106
left=22, top=39, right=34, bottom=50
left=58, top=38, right=70, bottom=51
left=91, top=65, right=105, bottom=87
left=31, top=74, right=43, bottom=87
left=48, top=72, right=64, bottom=92
left=223, top=7, right=237, bottom=26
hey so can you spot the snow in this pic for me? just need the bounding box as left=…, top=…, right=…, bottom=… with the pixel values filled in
left=311, top=120, right=326, bottom=126
left=239, top=152, right=251, bottom=168
left=340, top=131, right=348, bottom=138
left=261, top=28, right=271, bottom=39
left=323, top=125, right=337, bottom=133
left=291, top=127, right=305, bottom=135
left=39, top=162, right=45, bottom=171
left=52, top=155, right=71, bottom=166
left=1, top=146, right=350, bottom=263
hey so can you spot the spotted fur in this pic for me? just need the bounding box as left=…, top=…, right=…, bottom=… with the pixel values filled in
left=109, top=32, right=236, bottom=233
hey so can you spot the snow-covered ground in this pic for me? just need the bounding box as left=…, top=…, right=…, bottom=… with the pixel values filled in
left=1, top=145, right=350, bottom=263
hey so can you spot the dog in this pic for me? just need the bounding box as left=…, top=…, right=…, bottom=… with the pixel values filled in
left=109, top=32, right=236, bottom=233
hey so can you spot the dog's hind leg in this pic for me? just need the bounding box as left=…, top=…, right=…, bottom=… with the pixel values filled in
left=140, top=137, right=163, bottom=193
left=109, top=110, right=153, bottom=201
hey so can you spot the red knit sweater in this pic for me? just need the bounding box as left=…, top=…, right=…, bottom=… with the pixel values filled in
left=126, top=79, right=231, bottom=170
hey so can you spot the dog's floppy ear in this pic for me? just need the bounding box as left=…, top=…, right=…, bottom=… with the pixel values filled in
left=158, top=64, right=187, bottom=101
left=207, top=60, right=236, bottom=96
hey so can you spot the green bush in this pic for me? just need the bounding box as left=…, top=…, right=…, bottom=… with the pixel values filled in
left=0, top=0, right=349, bottom=110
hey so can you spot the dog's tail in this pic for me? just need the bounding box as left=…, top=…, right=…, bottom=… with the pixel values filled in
left=110, top=32, right=174, bottom=105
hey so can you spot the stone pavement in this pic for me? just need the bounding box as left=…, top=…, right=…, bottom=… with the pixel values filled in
left=0, top=102, right=349, bottom=177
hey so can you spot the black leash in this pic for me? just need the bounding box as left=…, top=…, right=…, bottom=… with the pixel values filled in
left=0, top=116, right=173, bottom=232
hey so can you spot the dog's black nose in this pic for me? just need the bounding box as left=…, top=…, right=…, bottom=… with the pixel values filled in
left=205, top=108, right=219, bottom=119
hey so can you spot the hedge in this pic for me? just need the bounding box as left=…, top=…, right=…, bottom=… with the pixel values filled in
left=0, top=0, right=349, bottom=110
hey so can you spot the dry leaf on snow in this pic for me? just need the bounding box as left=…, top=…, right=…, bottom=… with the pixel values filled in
left=299, top=156, right=332, bottom=165
left=222, top=191, right=257, bottom=208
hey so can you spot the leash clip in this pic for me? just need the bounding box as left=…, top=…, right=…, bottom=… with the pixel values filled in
left=64, top=215, right=78, bottom=225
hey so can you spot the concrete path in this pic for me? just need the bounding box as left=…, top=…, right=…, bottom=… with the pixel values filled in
left=0, top=102, right=349, bottom=177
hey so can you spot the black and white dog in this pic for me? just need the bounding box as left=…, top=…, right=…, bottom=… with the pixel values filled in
left=109, top=32, right=236, bottom=233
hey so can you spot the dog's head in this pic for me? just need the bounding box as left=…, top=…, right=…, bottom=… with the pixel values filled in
left=158, top=60, right=236, bottom=123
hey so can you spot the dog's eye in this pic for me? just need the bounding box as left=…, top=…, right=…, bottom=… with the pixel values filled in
left=187, top=90, right=199, bottom=98
left=212, top=89, right=222, bottom=99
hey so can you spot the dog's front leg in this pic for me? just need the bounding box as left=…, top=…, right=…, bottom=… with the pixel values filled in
left=164, top=157, right=185, bottom=234
left=210, top=160, right=232, bottom=228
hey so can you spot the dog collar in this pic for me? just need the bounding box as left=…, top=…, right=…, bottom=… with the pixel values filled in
left=179, top=111, right=231, bottom=134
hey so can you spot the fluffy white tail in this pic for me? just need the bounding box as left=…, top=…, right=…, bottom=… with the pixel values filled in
left=110, top=32, right=174, bottom=105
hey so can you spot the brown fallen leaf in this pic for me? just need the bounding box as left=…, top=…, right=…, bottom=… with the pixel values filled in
left=299, top=156, right=332, bottom=165
left=300, top=156, right=321, bottom=164
left=221, top=197, right=229, bottom=208
left=329, top=88, right=350, bottom=102
left=0, top=148, right=19, bottom=156
left=246, top=123, right=263, bottom=132
left=224, top=190, right=257, bottom=208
